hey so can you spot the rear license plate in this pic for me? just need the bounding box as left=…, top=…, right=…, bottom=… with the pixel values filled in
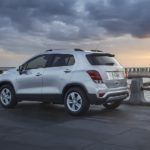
left=107, top=72, right=124, bottom=80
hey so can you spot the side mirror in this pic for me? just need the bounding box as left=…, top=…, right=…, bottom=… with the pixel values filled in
left=17, top=65, right=27, bottom=75
left=17, top=65, right=23, bottom=74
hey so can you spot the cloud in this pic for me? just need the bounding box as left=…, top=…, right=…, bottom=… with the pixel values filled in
left=0, top=0, right=150, bottom=55
left=0, top=0, right=77, bottom=32
left=85, top=0, right=150, bottom=38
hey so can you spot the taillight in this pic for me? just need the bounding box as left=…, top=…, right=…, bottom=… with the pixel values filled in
left=86, top=70, right=103, bottom=83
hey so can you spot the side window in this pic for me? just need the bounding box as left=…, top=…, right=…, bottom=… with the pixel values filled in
left=26, top=55, right=48, bottom=70
left=68, top=55, right=75, bottom=66
left=51, top=54, right=75, bottom=67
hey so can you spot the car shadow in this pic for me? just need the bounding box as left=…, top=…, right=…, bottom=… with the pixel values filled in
left=0, top=101, right=129, bottom=122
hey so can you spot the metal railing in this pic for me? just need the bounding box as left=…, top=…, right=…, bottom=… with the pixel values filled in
left=126, top=67, right=150, bottom=78
left=126, top=67, right=150, bottom=73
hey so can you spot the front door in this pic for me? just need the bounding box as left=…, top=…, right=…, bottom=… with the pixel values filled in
left=16, top=55, right=49, bottom=100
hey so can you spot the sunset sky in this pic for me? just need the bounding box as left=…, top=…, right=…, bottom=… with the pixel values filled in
left=0, top=0, right=150, bottom=67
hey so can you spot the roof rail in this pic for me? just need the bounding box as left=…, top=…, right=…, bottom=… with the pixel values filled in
left=91, top=50, right=103, bottom=52
left=74, top=48, right=84, bottom=52
left=45, top=49, right=53, bottom=52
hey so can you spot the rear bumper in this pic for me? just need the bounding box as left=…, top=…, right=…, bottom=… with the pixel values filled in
left=88, top=90, right=129, bottom=105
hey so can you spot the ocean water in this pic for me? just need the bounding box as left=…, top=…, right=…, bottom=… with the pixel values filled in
left=128, top=78, right=150, bottom=102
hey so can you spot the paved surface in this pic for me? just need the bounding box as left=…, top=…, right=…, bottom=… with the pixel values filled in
left=0, top=102, right=150, bottom=150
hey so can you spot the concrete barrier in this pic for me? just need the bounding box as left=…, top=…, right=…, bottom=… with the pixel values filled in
left=124, top=67, right=150, bottom=105
left=128, top=78, right=146, bottom=105
left=125, top=68, right=150, bottom=105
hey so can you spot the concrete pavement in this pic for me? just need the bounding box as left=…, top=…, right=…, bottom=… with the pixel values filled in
left=0, top=102, right=150, bottom=150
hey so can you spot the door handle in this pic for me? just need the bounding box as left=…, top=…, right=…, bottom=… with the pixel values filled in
left=36, top=73, right=42, bottom=76
left=64, top=69, right=71, bottom=73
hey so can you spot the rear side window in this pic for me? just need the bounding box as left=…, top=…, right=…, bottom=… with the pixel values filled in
left=68, top=55, right=75, bottom=66
left=86, top=54, right=120, bottom=66
left=49, top=54, right=75, bottom=67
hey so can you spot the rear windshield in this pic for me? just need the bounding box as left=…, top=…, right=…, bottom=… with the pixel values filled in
left=86, top=54, right=120, bottom=66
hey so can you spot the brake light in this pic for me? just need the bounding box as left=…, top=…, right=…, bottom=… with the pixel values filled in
left=99, top=92, right=105, bottom=97
left=87, top=70, right=103, bottom=83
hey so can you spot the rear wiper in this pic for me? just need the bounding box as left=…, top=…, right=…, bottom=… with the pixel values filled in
left=105, top=63, right=115, bottom=66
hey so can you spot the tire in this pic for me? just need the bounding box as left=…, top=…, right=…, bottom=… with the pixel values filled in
left=103, top=100, right=122, bottom=110
left=0, top=84, right=17, bottom=108
left=64, top=87, right=90, bottom=116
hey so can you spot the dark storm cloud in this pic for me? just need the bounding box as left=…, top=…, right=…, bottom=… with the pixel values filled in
left=85, top=0, right=150, bottom=38
left=0, top=0, right=150, bottom=53
left=0, top=0, right=77, bottom=32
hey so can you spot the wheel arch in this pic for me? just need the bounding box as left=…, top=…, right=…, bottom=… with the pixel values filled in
left=62, top=83, right=88, bottom=98
left=0, top=81, right=15, bottom=91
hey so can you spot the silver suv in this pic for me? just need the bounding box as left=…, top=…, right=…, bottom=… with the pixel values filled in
left=0, top=49, right=129, bottom=115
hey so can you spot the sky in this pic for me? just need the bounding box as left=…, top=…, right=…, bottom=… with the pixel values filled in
left=0, top=0, right=150, bottom=67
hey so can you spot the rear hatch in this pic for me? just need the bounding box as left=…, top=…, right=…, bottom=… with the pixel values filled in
left=86, top=53, right=127, bottom=88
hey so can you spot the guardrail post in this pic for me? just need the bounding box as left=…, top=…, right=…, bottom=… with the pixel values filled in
left=129, top=78, right=146, bottom=104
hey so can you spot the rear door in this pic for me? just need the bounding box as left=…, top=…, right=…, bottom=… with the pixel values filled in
left=42, top=54, right=76, bottom=101
left=86, top=53, right=127, bottom=88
